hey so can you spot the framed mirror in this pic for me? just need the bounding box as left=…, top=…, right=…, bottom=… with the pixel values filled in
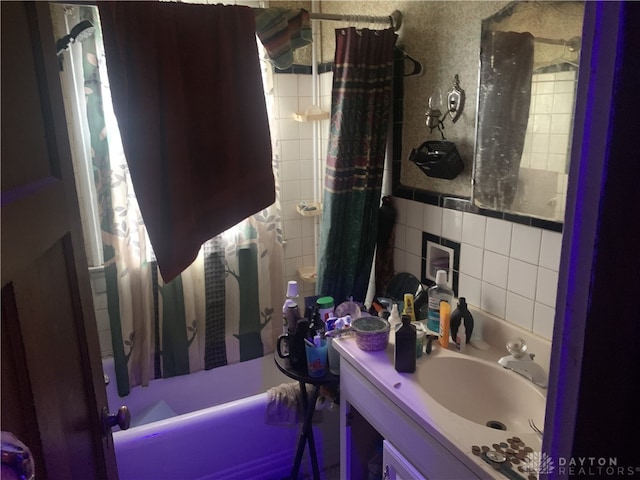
left=472, top=1, right=585, bottom=223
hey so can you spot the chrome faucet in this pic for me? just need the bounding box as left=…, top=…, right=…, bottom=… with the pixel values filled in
left=498, top=338, right=548, bottom=388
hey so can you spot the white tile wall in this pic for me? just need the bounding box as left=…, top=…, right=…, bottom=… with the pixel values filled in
left=506, top=292, right=534, bottom=331
left=405, top=226, right=423, bottom=257
left=507, top=258, right=538, bottom=299
left=510, top=224, right=542, bottom=265
left=520, top=69, right=576, bottom=222
left=461, top=213, right=486, bottom=248
left=539, top=229, right=562, bottom=270
left=272, top=71, right=332, bottom=299
left=441, top=209, right=463, bottom=242
left=484, top=217, right=512, bottom=255
left=536, top=267, right=559, bottom=308
left=483, top=251, right=509, bottom=289
left=394, top=199, right=563, bottom=340
left=460, top=244, right=483, bottom=279
left=423, top=204, right=442, bottom=236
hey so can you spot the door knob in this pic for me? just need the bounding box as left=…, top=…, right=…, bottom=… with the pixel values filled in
left=102, top=405, right=131, bottom=433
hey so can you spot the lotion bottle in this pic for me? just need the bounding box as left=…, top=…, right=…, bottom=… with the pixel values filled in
left=395, top=315, right=416, bottom=373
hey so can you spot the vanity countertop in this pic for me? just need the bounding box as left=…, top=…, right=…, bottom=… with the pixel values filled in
left=333, top=325, right=546, bottom=479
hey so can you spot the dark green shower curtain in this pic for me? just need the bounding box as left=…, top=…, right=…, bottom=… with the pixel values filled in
left=316, top=27, right=397, bottom=304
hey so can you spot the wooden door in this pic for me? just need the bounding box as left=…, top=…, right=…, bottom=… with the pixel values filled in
left=1, top=2, right=119, bottom=478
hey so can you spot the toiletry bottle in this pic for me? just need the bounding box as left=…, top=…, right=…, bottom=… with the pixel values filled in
left=403, top=293, right=416, bottom=322
left=450, top=297, right=474, bottom=345
left=395, top=315, right=417, bottom=373
left=283, top=281, right=300, bottom=332
left=439, top=301, right=451, bottom=348
left=389, top=303, right=401, bottom=328
left=316, top=296, right=335, bottom=322
left=426, top=270, right=453, bottom=334
left=456, top=322, right=467, bottom=352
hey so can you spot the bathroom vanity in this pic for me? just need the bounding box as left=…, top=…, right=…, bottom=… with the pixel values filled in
left=333, top=310, right=548, bottom=479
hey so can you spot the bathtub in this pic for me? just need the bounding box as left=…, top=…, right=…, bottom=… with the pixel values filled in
left=103, top=355, right=340, bottom=480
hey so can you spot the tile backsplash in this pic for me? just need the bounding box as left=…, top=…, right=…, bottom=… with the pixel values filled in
left=271, top=70, right=334, bottom=299
left=393, top=197, right=561, bottom=340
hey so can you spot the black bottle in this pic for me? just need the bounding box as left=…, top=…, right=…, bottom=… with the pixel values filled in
left=450, top=297, right=474, bottom=343
left=395, top=314, right=416, bottom=373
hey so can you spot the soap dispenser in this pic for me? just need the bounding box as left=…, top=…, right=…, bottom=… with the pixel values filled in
left=450, top=297, right=474, bottom=345
left=395, top=314, right=417, bottom=373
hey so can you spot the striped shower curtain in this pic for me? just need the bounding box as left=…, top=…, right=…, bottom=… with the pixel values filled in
left=316, top=27, right=397, bottom=304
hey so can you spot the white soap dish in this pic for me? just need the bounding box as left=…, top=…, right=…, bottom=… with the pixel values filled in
left=293, top=105, right=329, bottom=122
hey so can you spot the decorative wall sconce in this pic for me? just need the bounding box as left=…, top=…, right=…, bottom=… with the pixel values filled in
left=424, top=74, right=466, bottom=139
left=411, top=74, right=466, bottom=180
left=447, top=74, right=465, bottom=122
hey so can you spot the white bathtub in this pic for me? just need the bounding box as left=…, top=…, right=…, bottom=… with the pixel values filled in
left=103, top=355, right=340, bottom=480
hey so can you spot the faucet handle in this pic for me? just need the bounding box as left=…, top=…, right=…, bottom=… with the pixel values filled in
left=506, top=337, right=528, bottom=358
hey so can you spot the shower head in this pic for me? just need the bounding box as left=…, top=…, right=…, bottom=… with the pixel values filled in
left=71, top=20, right=95, bottom=43
left=56, top=20, right=95, bottom=55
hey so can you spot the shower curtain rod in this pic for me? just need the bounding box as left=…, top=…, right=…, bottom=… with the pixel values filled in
left=57, top=2, right=403, bottom=31
left=308, top=10, right=403, bottom=32
left=534, top=35, right=581, bottom=50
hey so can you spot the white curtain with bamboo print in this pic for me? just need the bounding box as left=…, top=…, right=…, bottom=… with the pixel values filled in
left=56, top=5, right=284, bottom=397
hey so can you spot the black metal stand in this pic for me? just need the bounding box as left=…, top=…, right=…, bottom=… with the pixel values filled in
left=274, top=355, right=339, bottom=480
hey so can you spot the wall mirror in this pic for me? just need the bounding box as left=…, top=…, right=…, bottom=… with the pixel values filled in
left=472, top=1, right=584, bottom=223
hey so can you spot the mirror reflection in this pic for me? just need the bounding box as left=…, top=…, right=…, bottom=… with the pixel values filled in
left=473, top=1, right=585, bottom=222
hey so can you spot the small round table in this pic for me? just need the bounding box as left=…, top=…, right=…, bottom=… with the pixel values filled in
left=274, top=354, right=339, bottom=480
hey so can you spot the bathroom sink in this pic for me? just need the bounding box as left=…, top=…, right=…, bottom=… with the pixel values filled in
left=416, top=355, right=546, bottom=434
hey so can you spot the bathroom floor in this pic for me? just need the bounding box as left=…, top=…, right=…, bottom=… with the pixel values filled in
left=295, top=463, right=340, bottom=479
left=322, top=463, right=340, bottom=479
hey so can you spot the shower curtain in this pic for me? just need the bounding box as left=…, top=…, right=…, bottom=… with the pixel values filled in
left=316, top=27, right=397, bottom=304
left=474, top=30, right=534, bottom=210
left=79, top=5, right=284, bottom=396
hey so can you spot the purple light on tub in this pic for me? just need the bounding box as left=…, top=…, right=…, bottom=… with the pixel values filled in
left=103, top=355, right=339, bottom=479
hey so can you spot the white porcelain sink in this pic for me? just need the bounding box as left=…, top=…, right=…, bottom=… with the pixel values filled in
left=416, top=355, right=546, bottom=434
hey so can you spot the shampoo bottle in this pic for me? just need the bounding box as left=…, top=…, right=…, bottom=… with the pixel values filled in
left=426, top=270, right=454, bottom=334
left=395, top=315, right=416, bottom=373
